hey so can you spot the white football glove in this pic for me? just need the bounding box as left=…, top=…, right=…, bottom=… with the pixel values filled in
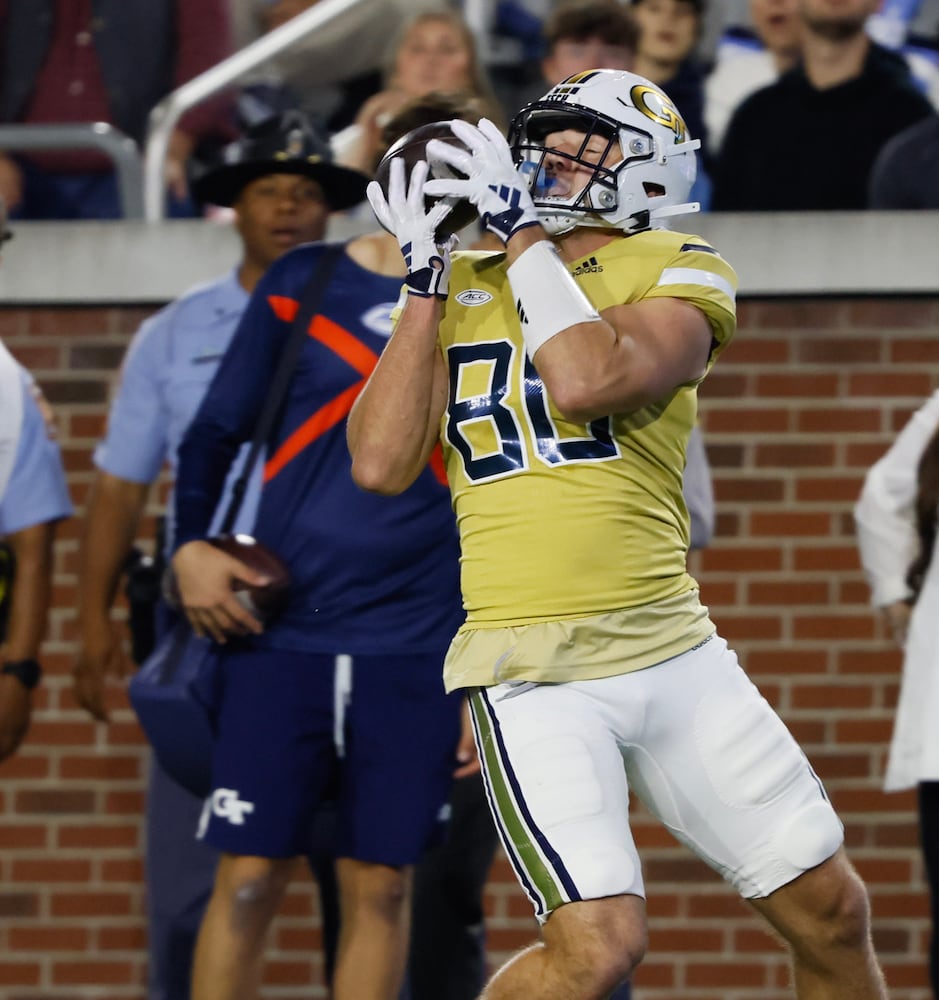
left=424, top=118, right=540, bottom=245
left=366, top=157, right=457, bottom=299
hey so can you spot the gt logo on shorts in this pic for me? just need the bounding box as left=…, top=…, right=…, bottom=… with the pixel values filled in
left=208, top=788, right=255, bottom=825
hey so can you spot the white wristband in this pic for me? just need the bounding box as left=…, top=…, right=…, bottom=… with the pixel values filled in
left=506, top=241, right=602, bottom=358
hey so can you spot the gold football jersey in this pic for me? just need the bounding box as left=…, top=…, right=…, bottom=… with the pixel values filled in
left=436, top=231, right=736, bottom=652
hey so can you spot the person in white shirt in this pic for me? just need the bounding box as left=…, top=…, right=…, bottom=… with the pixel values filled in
left=854, top=388, right=939, bottom=997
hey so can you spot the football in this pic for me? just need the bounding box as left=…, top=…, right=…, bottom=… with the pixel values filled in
left=373, top=120, right=478, bottom=240
left=209, top=533, right=291, bottom=621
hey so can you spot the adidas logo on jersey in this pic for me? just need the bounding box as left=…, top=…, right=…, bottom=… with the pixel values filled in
left=572, top=256, right=603, bottom=276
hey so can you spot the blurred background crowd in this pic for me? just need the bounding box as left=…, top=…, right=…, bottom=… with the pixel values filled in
left=1, top=0, right=938, bottom=222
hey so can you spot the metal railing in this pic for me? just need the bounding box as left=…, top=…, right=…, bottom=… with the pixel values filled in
left=0, top=0, right=488, bottom=222
left=0, top=123, right=144, bottom=218
left=143, top=0, right=371, bottom=221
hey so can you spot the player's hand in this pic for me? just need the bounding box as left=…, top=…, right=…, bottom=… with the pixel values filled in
left=171, top=541, right=267, bottom=644
left=72, top=617, right=133, bottom=723
left=424, top=118, right=540, bottom=246
left=367, top=158, right=457, bottom=299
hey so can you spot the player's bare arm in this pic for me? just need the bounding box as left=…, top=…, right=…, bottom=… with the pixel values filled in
left=529, top=292, right=712, bottom=423
left=348, top=293, right=449, bottom=495
left=350, top=152, right=457, bottom=495
left=500, top=221, right=712, bottom=421
left=425, top=119, right=712, bottom=420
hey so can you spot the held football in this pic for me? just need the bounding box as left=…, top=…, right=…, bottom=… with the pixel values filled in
left=373, top=121, right=478, bottom=240
left=209, top=533, right=291, bottom=620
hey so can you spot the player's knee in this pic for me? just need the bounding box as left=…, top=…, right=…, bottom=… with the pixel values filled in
left=816, top=867, right=872, bottom=952
left=547, top=897, right=646, bottom=990
left=606, top=912, right=647, bottom=982
left=595, top=932, right=645, bottom=989
left=787, top=859, right=873, bottom=963
left=561, top=928, right=644, bottom=994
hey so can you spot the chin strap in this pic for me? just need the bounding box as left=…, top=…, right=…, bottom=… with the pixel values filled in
left=650, top=201, right=701, bottom=222
left=662, top=137, right=702, bottom=159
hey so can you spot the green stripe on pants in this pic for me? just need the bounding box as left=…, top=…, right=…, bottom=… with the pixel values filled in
left=470, top=689, right=566, bottom=914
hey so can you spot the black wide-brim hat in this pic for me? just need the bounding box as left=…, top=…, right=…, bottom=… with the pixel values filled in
left=192, top=110, right=369, bottom=210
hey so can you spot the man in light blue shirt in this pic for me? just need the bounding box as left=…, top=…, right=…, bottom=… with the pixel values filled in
left=71, top=111, right=368, bottom=1000
left=0, top=337, right=72, bottom=760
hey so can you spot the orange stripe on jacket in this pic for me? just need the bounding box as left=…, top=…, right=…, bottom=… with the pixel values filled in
left=267, top=295, right=299, bottom=322
left=262, top=295, right=444, bottom=486
left=268, top=296, right=379, bottom=378
left=309, top=315, right=378, bottom=378
left=264, top=380, right=365, bottom=483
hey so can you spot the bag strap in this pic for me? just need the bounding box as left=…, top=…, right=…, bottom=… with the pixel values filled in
left=219, top=243, right=343, bottom=535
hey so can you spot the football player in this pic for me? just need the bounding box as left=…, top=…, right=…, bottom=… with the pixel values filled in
left=350, top=68, right=887, bottom=999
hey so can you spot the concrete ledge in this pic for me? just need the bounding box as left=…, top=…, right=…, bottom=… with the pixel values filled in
left=0, top=211, right=936, bottom=303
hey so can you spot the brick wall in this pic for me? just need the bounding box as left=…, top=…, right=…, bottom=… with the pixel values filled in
left=1, top=295, right=937, bottom=999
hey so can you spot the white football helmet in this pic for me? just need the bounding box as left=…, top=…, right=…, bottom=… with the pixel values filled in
left=509, top=68, right=701, bottom=237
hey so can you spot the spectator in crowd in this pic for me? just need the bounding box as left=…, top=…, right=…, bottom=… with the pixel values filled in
left=855, top=389, right=939, bottom=998
left=332, top=9, right=504, bottom=174
left=0, top=196, right=72, bottom=759
left=168, top=94, right=470, bottom=1000
left=231, top=0, right=448, bottom=134
left=541, top=0, right=638, bottom=83
left=711, top=0, right=934, bottom=210
left=631, top=0, right=710, bottom=158
left=469, top=0, right=638, bottom=253
left=0, top=0, right=235, bottom=220
left=350, top=65, right=887, bottom=1000
left=71, top=112, right=362, bottom=1000
left=630, top=0, right=712, bottom=206
left=866, top=0, right=939, bottom=104
left=703, top=0, right=802, bottom=159
left=868, top=110, right=939, bottom=208
left=511, top=0, right=640, bottom=112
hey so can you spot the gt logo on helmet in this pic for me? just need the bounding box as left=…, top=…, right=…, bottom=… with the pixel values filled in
left=630, top=85, right=688, bottom=143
